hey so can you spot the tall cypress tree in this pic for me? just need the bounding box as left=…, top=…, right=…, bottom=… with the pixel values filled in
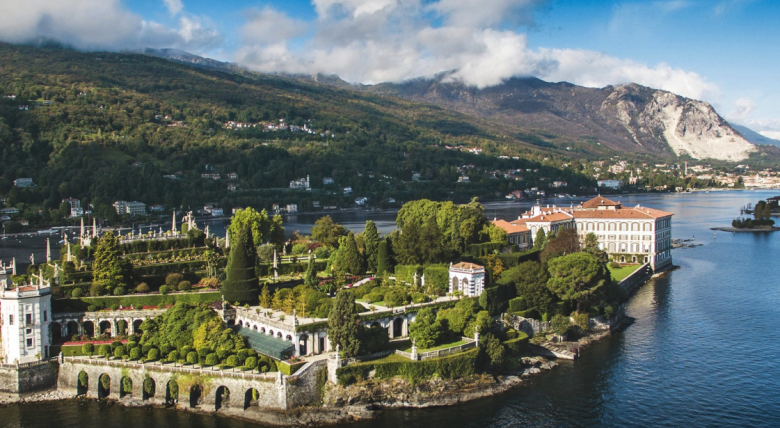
left=221, top=223, right=259, bottom=304
left=304, top=256, right=318, bottom=287
left=328, top=290, right=362, bottom=357
left=376, top=239, right=389, bottom=275
left=342, top=232, right=365, bottom=275
left=363, top=221, right=380, bottom=273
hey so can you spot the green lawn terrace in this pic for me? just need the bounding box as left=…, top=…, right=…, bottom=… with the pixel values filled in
left=607, top=263, right=642, bottom=282
left=228, top=295, right=459, bottom=360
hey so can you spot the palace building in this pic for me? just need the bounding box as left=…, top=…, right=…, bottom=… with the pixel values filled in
left=491, top=196, right=674, bottom=271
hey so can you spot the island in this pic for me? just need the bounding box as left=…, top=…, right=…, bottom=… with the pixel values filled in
left=714, top=198, right=780, bottom=232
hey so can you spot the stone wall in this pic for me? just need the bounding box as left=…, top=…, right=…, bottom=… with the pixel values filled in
left=58, top=357, right=286, bottom=411
left=0, top=359, right=59, bottom=395
left=286, top=360, right=327, bottom=408
left=619, top=263, right=653, bottom=295
left=509, top=315, right=550, bottom=336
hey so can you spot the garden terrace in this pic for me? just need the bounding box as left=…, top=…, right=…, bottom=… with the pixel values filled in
left=52, top=308, right=166, bottom=340
left=52, top=290, right=222, bottom=312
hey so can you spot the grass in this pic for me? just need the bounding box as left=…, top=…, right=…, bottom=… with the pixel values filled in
left=369, top=353, right=410, bottom=363
left=402, top=340, right=467, bottom=353
left=608, top=264, right=642, bottom=282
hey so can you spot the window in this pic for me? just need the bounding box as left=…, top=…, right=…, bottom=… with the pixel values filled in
left=43, top=311, right=47, bottom=322
left=9, top=315, right=13, bottom=325
left=25, top=313, right=33, bottom=326
left=26, top=328, right=32, bottom=335
left=26, top=338, right=33, bottom=348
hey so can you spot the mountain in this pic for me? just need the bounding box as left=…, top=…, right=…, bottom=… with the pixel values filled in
left=366, top=73, right=757, bottom=161
left=730, top=124, right=780, bottom=148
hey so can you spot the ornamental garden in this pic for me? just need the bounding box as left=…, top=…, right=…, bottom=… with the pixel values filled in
left=14, top=198, right=628, bottom=387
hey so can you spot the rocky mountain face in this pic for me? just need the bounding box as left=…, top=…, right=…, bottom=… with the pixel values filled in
left=367, top=74, right=757, bottom=161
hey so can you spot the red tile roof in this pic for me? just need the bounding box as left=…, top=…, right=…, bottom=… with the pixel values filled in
left=572, top=206, right=673, bottom=219
left=580, top=196, right=621, bottom=209
left=491, top=219, right=530, bottom=234
left=451, top=262, right=485, bottom=271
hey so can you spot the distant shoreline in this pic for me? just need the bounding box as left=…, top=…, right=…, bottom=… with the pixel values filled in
left=710, top=226, right=780, bottom=232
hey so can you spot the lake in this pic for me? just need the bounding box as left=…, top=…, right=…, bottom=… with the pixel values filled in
left=2, top=190, right=780, bottom=427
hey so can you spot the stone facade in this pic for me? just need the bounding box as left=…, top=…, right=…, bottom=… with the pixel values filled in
left=448, top=263, right=486, bottom=297
left=0, top=359, right=59, bottom=395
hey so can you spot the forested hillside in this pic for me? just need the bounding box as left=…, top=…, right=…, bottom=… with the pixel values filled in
left=0, top=43, right=595, bottom=225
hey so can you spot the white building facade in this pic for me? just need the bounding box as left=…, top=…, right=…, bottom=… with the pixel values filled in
left=0, top=276, right=53, bottom=364
left=448, top=262, right=486, bottom=297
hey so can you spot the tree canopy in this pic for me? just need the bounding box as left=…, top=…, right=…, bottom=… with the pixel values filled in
left=228, top=207, right=285, bottom=247
left=312, top=216, right=348, bottom=249
left=546, top=252, right=610, bottom=311
left=222, top=222, right=259, bottom=304
left=327, top=290, right=362, bottom=358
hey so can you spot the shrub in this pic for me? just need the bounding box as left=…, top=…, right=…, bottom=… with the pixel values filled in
left=90, top=282, right=104, bottom=297
left=78, top=371, right=88, bottom=387
left=72, top=288, right=83, bottom=298
left=205, top=353, right=218, bottom=366
left=177, top=281, right=192, bottom=291
left=186, top=351, right=198, bottom=364
left=98, top=344, right=111, bottom=358
left=225, top=355, right=238, bottom=367
left=82, top=343, right=95, bottom=356
left=142, top=344, right=153, bottom=354
left=160, top=343, right=172, bottom=356
left=608, top=261, right=620, bottom=269
left=167, top=350, right=180, bottom=362
left=411, top=292, right=430, bottom=304
left=314, top=246, right=330, bottom=260
left=113, top=287, right=126, bottom=296
left=573, top=312, right=589, bottom=332
left=113, top=346, right=125, bottom=358
left=147, top=348, right=160, bottom=361
left=129, top=348, right=141, bottom=360
left=604, top=305, right=615, bottom=319
left=199, top=277, right=220, bottom=288
left=165, top=273, right=184, bottom=287
left=244, top=356, right=258, bottom=370
left=110, top=341, right=122, bottom=350
left=292, top=243, right=307, bottom=254
left=336, top=348, right=479, bottom=386
left=504, top=331, right=529, bottom=354
left=126, top=341, right=138, bottom=349
left=111, top=304, right=120, bottom=311
left=551, top=314, right=571, bottom=337
left=135, top=282, right=150, bottom=293
left=159, top=285, right=170, bottom=295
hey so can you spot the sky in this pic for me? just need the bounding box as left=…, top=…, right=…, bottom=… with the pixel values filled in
left=1, top=0, right=778, bottom=138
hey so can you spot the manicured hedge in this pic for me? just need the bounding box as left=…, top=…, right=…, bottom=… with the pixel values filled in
left=504, top=332, right=529, bottom=354
left=394, top=265, right=422, bottom=284
left=508, top=297, right=527, bottom=313
left=478, top=282, right=516, bottom=316
left=256, top=261, right=326, bottom=277
left=53, top=283, right=93, bottom=299
left=52, top=291, right=222, bottom=312
left=63, top=271, right=94, bottom=283
left=512, top=309, right=539, bottom=319
left=467, top=242, right=505, bottom=257
left=132, top=260, right=210, bottom=276
left=120, top=238, right=199, bottom=255
left=122, top=247, right=211, bottom=262
left=422, top=265, right=449, bottom=294
left=53, top=345, right=88, bottom=357
left=493, top=250, right=541, bottom=268
left=278, top=360, right=306, bottom=376
left=336, top=347, right=479, bottom=386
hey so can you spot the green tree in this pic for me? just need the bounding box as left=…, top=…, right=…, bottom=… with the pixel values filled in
left=501, top=261, right=554, bottom=314
left=304, top=259, right=318, bottom=287
left=327, top=290, right=362, bottom=358
left=363, top=221, right=380, bottom=273
left=408, top=307, right=441, bottom=349
left=550, top=314, right=571, bottom=337
left=221, top=223, right=259, bottom=304
left=532, top=228, right=547, bottom=251
left=480, top=333, right=506, bottom=369
left=376, top=239, right=390, bottom=275
left=420, top=215, right=443, bottom=264
left=546, top=252, right=610, bottom=312
left=311, top=215, right=348, bottom=249
left=229, top=207, right=285, bottom=247
left=341, top=232, right=365, bottom=275
left=393, top=220, right=423, bottom=265
left=764, top=202, right=772, bottom=220
left=92, top=231, right=132, bottom=293
left=582, top=232, right=608, bottom=264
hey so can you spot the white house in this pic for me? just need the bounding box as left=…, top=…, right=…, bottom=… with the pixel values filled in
left=0, top=276, right=53, bottom=363
left=290, top=176, right=310, bottom=189
left=448, top=262, right=486, bottom=297
left=14, top=178, right=34, bottom=188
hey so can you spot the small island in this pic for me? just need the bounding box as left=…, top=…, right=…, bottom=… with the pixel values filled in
left=713, top=199, right=780, bottom=232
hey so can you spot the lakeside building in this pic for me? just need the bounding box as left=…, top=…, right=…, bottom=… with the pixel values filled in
left=289, top=176, right=310, bottom=189
left=13, top=178, right=34, bottom=188
left=0, top=275, right=53, bottom=364
left=113, top=201, right=147, bottom=216
left=492, top=196, right=673, bottom=271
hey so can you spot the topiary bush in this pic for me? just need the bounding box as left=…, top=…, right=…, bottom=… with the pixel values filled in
left=90, top=282, right=104, bottom=297
left=205, top=353, right=218, bottom=366
left=135, top=282, right=150, bottom=293
left=98, top=344, right=111, bottom=358
left=72, top=288, right=83, bottom=298
left=147, top=348, right=160, bottom=361
left=244, top=356, right=258, bottom=370
left=225, top=355, right=238, bottom=367
left=159, top=285, right=170, bottom=295
left=177, top=281, right=192, bottom=291
left=82, top=343, right=95, bottom=356
left=186, top=351, right=198, bottom=364
left=165, top=273, right=184, bottom=287
left=167, top=350, right=180, bottom=362
left=129, top=347, right=141, bottom=360
left=113, top=287, right=126, bottom=296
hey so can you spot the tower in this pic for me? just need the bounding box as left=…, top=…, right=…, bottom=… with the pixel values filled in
left=0, top=275, right=53, bottom=364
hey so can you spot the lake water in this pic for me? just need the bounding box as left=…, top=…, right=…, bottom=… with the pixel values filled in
left=2, top=190, right=780, bottom=427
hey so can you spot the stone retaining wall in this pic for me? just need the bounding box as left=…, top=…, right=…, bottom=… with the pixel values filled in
left=0, top=359, right=59, bottom=395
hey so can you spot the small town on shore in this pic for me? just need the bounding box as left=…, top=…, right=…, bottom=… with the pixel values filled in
left=0, top=194, right=674, bottom=425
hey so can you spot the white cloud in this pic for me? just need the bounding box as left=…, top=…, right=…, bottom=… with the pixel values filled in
left=163, top=0, right=184, bottom=16
left=728, top=98, right=756, bottom=121
left=0, top=0, right=220, bottom=53
left=241, top=7, right=308, bottom=45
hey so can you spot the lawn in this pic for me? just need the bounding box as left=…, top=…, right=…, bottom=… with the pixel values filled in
left=403, top=340, right=467, bottom=353
left=608, top=264, right=642, bottom=282
left=369, top=353, right=411, bottom=363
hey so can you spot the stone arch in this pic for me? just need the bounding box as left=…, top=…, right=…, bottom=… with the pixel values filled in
left=632, top=256, right=637, bottom=263
left=166, top=380, right=178, bottom=405
left=253, top=325, right=258, bottom=331
left=98, top=373, right=111, bottom=398
left=276, top=332, right=282, bottom=339
left=620, top=256, right=626, bottom=263
left=461, top=277, right=469, bottom=292
left=370, top=321, right=381, bottom=329
left=142, top=376, right=156, bottom=400
left=189, top=384, right=201, bottom=408
left=268, top=329, right=274, bottom=336
left=116, top=319, right=128, bottom=336
left=67, top=321, right=80, bottom=337
left=260, top=327, right=266, bottom=334
left=238, top=320, right=244, bottom=326
left=120, top=375, right=133, bottom=398
left=50, top=322, right=62, bottom=342
left=98, top=320, right=112, bottom=337
left=451, top=277, right=458, bottom=292
left=132, top=319, right=143, bottom=333
left=393, top=318, right=404, bottom=338
left=299, top=334, right=309, bottom=355
left=244, top=388, right=259, bottom=410
left=77, top=370, right=88, bottom=396
left=82, top=321, right=95, bottom=337
left=215, top=385, right=230, bottom=411
left=285, top=334, right=292, bottom=341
